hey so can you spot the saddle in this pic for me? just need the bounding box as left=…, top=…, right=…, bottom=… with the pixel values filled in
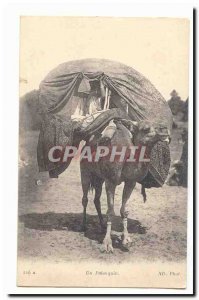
left=75, top=108, right=129, bottom=139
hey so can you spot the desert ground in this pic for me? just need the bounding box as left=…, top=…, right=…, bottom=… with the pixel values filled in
left=18, top=124, right=187, bottom=264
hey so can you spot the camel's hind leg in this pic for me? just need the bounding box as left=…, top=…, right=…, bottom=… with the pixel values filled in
left=93, top=177, right=105, bottom=230
left=80, top=168, right=91, bottom=231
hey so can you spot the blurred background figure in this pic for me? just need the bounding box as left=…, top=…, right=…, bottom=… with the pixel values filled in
left=180, top=128, right=188, bottom=187
left=166, top=128, right=188, bottom=187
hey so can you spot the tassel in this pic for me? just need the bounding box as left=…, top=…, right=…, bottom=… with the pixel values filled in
left=104, top=87, right=108, bottom=110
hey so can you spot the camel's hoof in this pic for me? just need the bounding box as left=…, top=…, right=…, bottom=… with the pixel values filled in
left=100, top=238, right=114, bottom=253
left=122, top=235, right=132, bottom=249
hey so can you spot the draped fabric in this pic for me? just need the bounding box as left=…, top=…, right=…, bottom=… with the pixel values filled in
left=39, top=59, right=172, bottom=130
left=37, top=113, right=80, bottom=175
left=38, top=59, right=172, bottom=185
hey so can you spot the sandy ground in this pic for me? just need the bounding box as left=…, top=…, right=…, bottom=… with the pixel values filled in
left=18, top=127, right=187, bottom=264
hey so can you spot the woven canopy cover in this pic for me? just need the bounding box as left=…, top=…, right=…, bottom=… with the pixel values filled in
left=39, top=58, right=172, bottom=130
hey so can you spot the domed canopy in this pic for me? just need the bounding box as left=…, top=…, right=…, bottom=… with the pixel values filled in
left=39, top=58, right=172, bottom=130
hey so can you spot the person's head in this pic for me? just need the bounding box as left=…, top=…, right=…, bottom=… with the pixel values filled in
left=89, top=80, right=101, bottom=96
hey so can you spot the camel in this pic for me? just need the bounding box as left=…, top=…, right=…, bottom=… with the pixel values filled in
left=80, top=119, right=170, bottom=253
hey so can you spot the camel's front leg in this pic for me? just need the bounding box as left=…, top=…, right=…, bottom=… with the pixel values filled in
left=122, top=218, right=132, bottom=246
left=120, top=181, right=136, bottom=248
left=101, top=180, right=116, bottom=253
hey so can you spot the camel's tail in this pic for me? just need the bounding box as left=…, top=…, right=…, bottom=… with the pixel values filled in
left=89, top=176, right=96, bottom=193
left=141, top=185, right=147, bottom=202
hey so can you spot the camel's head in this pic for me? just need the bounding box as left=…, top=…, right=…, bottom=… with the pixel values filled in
left=128, top=120, right=171, bottom=146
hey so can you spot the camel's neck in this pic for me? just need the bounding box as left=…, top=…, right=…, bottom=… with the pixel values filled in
left=133, top=137, right=154, bottom=158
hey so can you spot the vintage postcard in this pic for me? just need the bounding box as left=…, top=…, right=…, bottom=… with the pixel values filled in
left=17, top=16, right=191, bottom=289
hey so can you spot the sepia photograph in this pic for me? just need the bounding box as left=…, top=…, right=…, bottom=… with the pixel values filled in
left=16, top=15, right=191, bottom=289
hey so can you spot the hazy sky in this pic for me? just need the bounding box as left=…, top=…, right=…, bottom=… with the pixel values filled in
left=20, top=17, right=189, bottom=100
